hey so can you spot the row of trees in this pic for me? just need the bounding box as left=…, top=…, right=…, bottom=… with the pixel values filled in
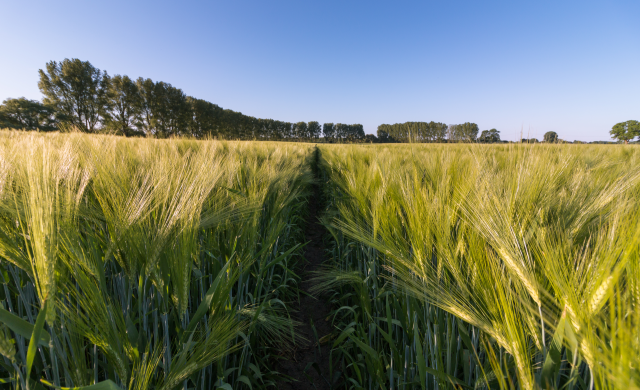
left=373, top=123, right=575, bottom=144
left=376, top=121, right=503, bottom=143
left=0, top=58, right=366, bottom=141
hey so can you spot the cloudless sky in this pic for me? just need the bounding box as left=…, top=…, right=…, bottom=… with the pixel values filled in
left=1, top=0, right=638, bottom=141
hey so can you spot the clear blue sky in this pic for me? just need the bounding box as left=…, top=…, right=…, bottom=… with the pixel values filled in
left=1, top=0, right=638, bottom=141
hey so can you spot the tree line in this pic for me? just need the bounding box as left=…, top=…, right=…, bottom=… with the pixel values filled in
left=376, top=121, right=504, bottom=143
left=0, top=58, right=366, bottom=141
left=8, top=57, right=630, bottom=144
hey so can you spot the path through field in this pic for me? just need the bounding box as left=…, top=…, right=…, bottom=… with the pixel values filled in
left=278, top=151, right=332, bottom=390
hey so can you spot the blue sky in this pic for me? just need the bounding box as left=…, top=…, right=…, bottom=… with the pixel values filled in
left=1, top=0, right=638, bottom=141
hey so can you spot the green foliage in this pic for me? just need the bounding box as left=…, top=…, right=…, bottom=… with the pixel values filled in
left=103, top=75, right=143, bottom=136
left=323, top=123, right=335, bottom=141
left=316, top=143, right=640, bottom=390
left=307, top=121, right=321, bottom=140
left=0, top=132, right=315, bottom=390
left=294, top=122, right=308, bottom=139
left=33, top=58, right=358, bottom=141
left=448, top=122, right=479, bottom=142
left=38, top=58, right=110, bottom=132
left=364, top=134, right=378, bottom=143
left=377, top=121, right=448, bottom=143
left=543, top=131, right=558, bottom=143
left=479, top=128, right=500, bottom=143
left=610, top=120, right=640, bottom=144
left=0, top=98, right=59, bottom=131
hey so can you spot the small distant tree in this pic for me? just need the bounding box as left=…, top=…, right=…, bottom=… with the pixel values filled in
left=543, top=131, right=558, bottom=143
left=0, top=98, right=59, bottom=131
left=479, top=128, right=500, bottom=143
left=610, top=120, right=640, bottom=144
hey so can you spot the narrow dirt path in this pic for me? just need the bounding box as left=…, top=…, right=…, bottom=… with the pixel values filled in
left=278, top=150, right=332, bottom=390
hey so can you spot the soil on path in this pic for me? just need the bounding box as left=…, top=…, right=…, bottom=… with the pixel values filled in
left=277, top=157, right=332, bottom=390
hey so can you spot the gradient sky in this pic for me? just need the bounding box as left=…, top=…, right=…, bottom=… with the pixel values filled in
left=1, top=0, right=638, bottom=141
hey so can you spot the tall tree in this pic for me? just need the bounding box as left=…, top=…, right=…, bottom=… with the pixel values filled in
left=610, top=120, right=640, bottom=144
left=307, top=121, right=321, bottom=140
left=104, top=75, right=142, bottom=136
left=294, top=122, right=308, bottom=140
left=38, top=58, right=109, bottom=132
left=347, top=124, right=365, bottom=142
left=377, top=125, right=395, bottom=143
left=136, top=77, right=157, bottom=135
left=335, top=123, right=348, bottom=140
left=543, top=131, right=559, bottom=143
left=134, top=79, right=189, bottom=137
left=429, top=122, right=448, bottom=142
left=0, top=98, right=59, bottom=131
left=323, top=123, right=335, bottom=142
left=152, top=82, right=189, bottom=137
left=187, top=97, right=224, bottom=138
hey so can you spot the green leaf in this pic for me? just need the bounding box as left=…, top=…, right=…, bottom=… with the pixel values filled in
left=332, top=323, right=356, bottom=348
left=541, top=311, right=567, bottom=388
left=0, top=306, right=50, bottom=346
left=237, top=375, right=253, bottom=390
left=423, top=366, right=471, bottom=389
left=263, top=243, right=304, bottom=271
left=348, top=334, right=378, bottom=360
left=414, top=326, right=426, bottom=390
left=41, top=379, right=124, bottom=390
left=246, top=363, right=263, bottom=381
left=184, top=257, right=234, bottom=336
left=26, top=300, right=48, bottom=381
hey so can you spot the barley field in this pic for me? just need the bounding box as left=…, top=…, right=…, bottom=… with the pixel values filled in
left=316, top=144, right=640, bottom=390
left=0, top=132, right=638, bottom=390
left=0, top=131, right=314, bottom=390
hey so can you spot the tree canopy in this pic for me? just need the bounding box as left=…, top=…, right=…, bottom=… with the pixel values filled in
left=543, top=131, right=559, bottom=143
left=23, top=58, right=367, bottom=141
left=610, top=120, right=640, bottom=144
left=448, top=122, right=479, bottom=142
left=376, top=122, right=448, bottom=143
left=376, top=122, right=484, bottom=143
left=479, top=128, right=501, bottom=143
left=0, top=98, right=59, bottom=131
left=38, top=59, right=109, bottom=132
